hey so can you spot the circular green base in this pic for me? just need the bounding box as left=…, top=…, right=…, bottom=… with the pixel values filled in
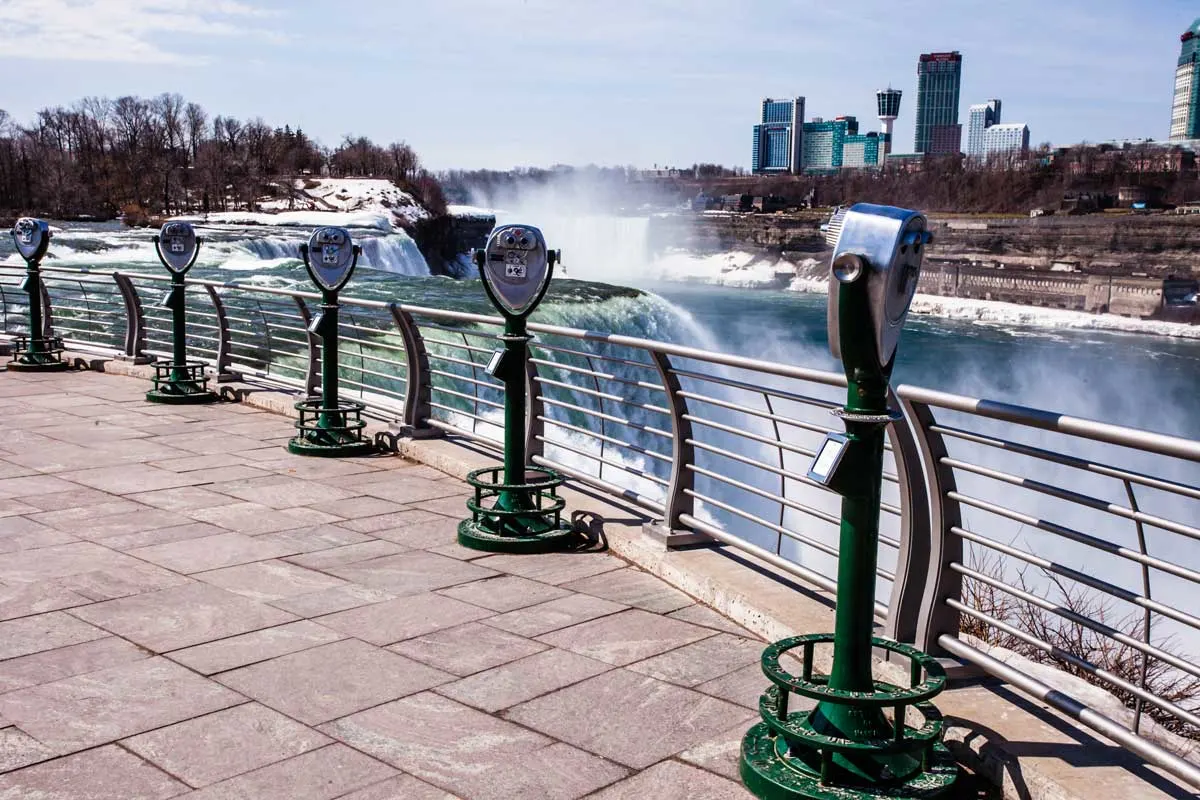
left=146, top=387, right=219, bottom=405
left=457, top=517, right=578, bottom=554
left=740, top=723, right=959, bottom=800
left=287, top=436, right=377, bottom=458
left=7, top=359, right=68, bottom=372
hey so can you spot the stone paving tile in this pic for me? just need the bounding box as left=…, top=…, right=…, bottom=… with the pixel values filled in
left=71, top=582, right=296, bottom=652
left=473, top=551, right=626, bottom=585
left=285, top=540, right=407, bottom=570
left=153, top=430, right=272, bottom=456
left=268, top=584, right=397, bottom=618
left=0, top=657, right=242, bottom=753
left=336, top=775, right=461, bottom=800
left=167, top=620, right=345, bottom=675
left=209, top=474, right=360, bottom=510
left=415, top=494, right=475, bottom=518
left=102, top=521, right=232, bottom=552
left=54, top=462, right=204, bottom=494
left=537, top=608, right=717, bottom=667
left=62, top=508, right=197, bottom=541
left=216, top=639, right=452, bottom=725
left=436, top=574, right=572, bottom=613
left=123, top=702, right=331, bottom=788
left=57, top=560, right=191, bottom=602
left=437, top=647, right=613, bottom=713
left=0, top=498, right=38, bottom=518
left=355, top=475, right=468, bottom=504
left=0, top=474, right=82, bottom=500
left=19, top=485, right=139, bottom=511
left=319, top=592, right=493, bottom=646
left=302, top=495, right=410, bottom=520
left=0, top=611, right=109, bottom=660
left=183, top=464, right=275, bottom=485
left=666, top=604, right=753, bottom=636
left=562, top=567, right=695, bottom=614
left=627, top=633, right=765, bottom=688
left=197, top=560, right=348, bottom=603
left=189, top=501, right=343, bottom=535
left=505, top=669, right=755, bottom=770
left=695, top=664, right=778, bottom=710
left=127, top=485, right=244, bottom=512
left=183, top=743, right=397, bottom=800
left=0, top=521, right=77, bottom=553
left=369, top=515, right=462, bottom=549
left=390, top=622, right=548, bottom=677
left=0, top=635, right=149, bottom=693
left=26, top=498, right=148, bottom=532
left=484, top=593, right=627, bottom=638
left=148, top=452, right=253, bottom=473
left=0, top=581, right=91, bottom=621
left=586, top=758, right=754, bottom=799
left=678, top=723, right=757, bottom=783
left=257, top=524, right=374, bottom=553
left=249, top=456, right=384, bottom=481
left=130, top=531, right=304, bottom=573
left=0, top=727, right=55, bottom=772
left=323, top=692, right=628, bottom=800
left=336, top=508, right=445, bottom=535
left=326, top=551, right=497, bottom=597
left=0, top=744, right=188, bottom=799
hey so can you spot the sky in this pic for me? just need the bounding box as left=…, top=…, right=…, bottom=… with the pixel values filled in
left=0, top=0, right=1193, bottom=171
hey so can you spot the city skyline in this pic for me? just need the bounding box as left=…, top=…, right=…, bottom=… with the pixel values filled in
left=0, top=0, right=1191, bottom=171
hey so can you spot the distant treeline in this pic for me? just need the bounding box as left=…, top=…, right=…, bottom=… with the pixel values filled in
left=0, top=93, right=446, bottom=221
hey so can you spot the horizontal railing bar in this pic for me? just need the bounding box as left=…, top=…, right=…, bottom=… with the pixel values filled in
left=427, top=352, right=488, bottom=371
left=532, top=454, right=666, bottom=516
left=950, top=562, right=1200, bottom=681
left=936, top=635, right=1200, bottom=789
left=930, top=423, right=1200, bottom=502
left=684, top=488, right=895, bottom=581
left=428, top=403, right=494, bottom=423
left=338, top=362, right=406, bottom=383
left=943, top=457, right=1200, bottom=542
left=671, top=366, right=843, bottom=407
left=901, top=385, right=1200, bottom=462
left=683, top=414, right=817, bottom=460
left=950, top=492, right=1200, bottom=586
left=533, top=376, right=671, bottom=415
left=531, top=341, right=658, bottom=372
left=538, top=416, right=673, bottom=463
left=431, top=385, right=505, bottom=410
left=951, top=526, right=1200, bottom=633
left=687, top=463, right=839, bottom=528
left=429, top=369, right=498, bottom=391
left=527, top=357, right=667, bottom=393
left=947, top=599, right=1200, bottom=733
left=535, top=436, right=670, bottom=487
left=539, top=397, right=674, bottom=440
left=678, top=512, right=889, bottom=619
left=677, top=390, right=835, bottom=436
left=423, top=337, right=495, bottom=356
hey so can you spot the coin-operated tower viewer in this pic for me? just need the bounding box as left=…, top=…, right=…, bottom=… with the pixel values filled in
left=740, top=204, right=959, bottom=800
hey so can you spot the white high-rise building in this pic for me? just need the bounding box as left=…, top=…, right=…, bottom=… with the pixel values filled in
left=966, top=99, right=1001, bottom=158
left=981, top=123, right=1030, bottom=159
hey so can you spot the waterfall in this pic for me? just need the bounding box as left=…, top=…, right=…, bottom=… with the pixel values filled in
left=494, top=212, right=653, bottom=283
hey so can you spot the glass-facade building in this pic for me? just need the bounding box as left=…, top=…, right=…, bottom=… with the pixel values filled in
left=915, top=52, right=962, bottom=154
left=801, top=118, right=855, bottom=171
left=966, top=99, right=1002, bottom=158
left=1170, top=19, right=1200, bottom=140
left=752, top=97, right=805, bottom=173
left=842, top=134, right=881, bottom=168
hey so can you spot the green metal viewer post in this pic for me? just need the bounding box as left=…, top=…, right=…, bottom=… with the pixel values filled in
left=7, top=218, right=66, bottom=372
left=740, top=204, right=959, bottom=799
left=146, top=221, right=218, bottom=404
left=457, top=224, right=576, bottom=553
left=288, top=226, right=376, bottom=458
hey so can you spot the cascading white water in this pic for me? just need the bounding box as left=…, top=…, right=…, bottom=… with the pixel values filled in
left=494, top=211, right=654, bottom=283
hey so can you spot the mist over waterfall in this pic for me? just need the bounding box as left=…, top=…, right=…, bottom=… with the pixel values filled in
left=235, top=232, right=428, bottom=277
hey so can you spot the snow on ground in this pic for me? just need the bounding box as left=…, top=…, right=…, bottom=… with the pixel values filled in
left=255, top=178, right=429, bottom=225
left=447, top=204, right=497, bottom=220
left=173, top=210, right=393, bottom=232
left=649, top=250, right=808, bottom=289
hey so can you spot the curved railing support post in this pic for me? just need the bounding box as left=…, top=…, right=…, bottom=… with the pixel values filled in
left=524, top=343, right=544, bottom=461
left=896, top=391, right=963, bottom=657
left=644, top=350, right=706, bottom=548
left=112, top=272, right=149, bottom=363
left=204, top=285, right=239, bottom=382
left=292, top=296, right=320, bottom=397
left=389, top=304, right=442, bottom=439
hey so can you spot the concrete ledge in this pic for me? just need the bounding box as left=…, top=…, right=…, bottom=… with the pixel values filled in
left=67, top=358, right=1196, bottom=800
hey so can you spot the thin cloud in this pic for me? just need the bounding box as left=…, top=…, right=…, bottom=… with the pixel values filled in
left=0, top=0, right=277, bottom=64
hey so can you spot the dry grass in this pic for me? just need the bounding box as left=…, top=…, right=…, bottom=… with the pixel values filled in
left=961, top=549, right=1200, bottom=740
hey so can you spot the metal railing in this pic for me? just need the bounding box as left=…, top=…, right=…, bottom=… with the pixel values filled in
left=2, top=261, right=1198, bottom=786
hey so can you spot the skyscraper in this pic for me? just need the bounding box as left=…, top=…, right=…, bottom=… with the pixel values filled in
left=1170, top=18, right=1200, bottom=140
left=752, top=97, right=805, bottom=174
left=981, top=123, right=1030, bottom=159
left=914, top=52, right=962, bottom=154
left=967, top=99, right=1002, bottom=158
left=875, top=88, right=902, bottom=161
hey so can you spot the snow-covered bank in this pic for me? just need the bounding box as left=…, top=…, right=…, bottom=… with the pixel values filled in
left=174, top=210, right=393, bottom=232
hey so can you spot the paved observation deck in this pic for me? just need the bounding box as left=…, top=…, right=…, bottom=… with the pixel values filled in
left=0, top=368, right=799, bottom=799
